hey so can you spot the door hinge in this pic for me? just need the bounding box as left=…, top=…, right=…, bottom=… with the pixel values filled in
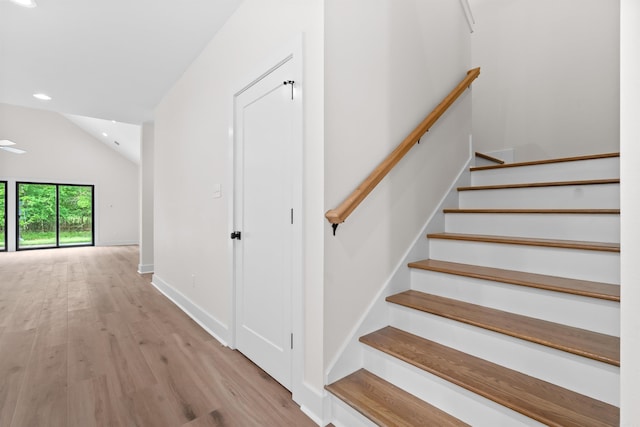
left=290, top=208, right=294, bottom=225
left=290, top=333, right=293, bottom=349
left=283, top=80, right=295, bottom=100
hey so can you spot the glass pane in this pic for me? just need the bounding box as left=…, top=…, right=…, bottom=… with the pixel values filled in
left=0, top=182, right=5, bottom=251
left=59, top=185, right=93, bottom=246
left=18, top=183, right=57, bottom=249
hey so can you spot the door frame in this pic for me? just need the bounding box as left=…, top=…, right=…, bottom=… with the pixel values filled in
left=1, top=180, right=6, bottom=251
left=227, top=35, right=304, bottom=396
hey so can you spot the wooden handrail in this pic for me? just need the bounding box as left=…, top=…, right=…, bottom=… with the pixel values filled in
left=325, top=67, right=481, bottom=227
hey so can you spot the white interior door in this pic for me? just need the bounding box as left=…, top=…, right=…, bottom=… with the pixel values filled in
left=233, top=59, right=295, bottom=390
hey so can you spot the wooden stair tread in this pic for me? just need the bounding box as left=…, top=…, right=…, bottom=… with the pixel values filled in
left=326, top=369, right=469, bottom=427
left=386, top=290, right=620, bottom=366
left=443, top=208, right=620, bottom=214
left=427, top=232, right=620, bottom=252
left=360, top=327, right=619, bottom=427
left=458, top=178, right=619, bottom=191
left=475, top=151, right=505, bottom=164
left=408, top=259, right=620, bottom=301
left=470, top=152, right=619, bottom=172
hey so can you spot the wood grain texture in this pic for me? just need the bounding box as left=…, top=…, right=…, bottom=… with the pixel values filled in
left=470, top=152, right=620, bottom=172
left=326, top=369, right=469, bottom=427
left=4, top=289, right=45, bottom=332
left=325, top=67, right=480, bottom=225
left=10, top=343, right=68, bottom=427
left=0, top=246, right=316, bottom=427
left=457, top=178, right=619, bottom=191
left=360, top=327, right=619, bottom=427
left=408, top=259, right=620, bottom=301
left=118, top=383, right=186, bottom=427
left=386, top=290, right=620, bottom=366
left=68, top=375, right=128, bottom=427
left=0, top=330, right=36, bottom=427
left=427, top=232, right=620, bottom=252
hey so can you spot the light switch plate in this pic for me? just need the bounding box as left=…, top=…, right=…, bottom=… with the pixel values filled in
left=213, top=183, right=222, bottom=199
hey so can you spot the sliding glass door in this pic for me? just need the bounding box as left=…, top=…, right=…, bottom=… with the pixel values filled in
left=59, top=185, right=94, bottom=246
left=17, top=182, right=94, bottom=250
left=17, top=183, right=57, bottom=249
left=0, top=181, right=6, bottom=251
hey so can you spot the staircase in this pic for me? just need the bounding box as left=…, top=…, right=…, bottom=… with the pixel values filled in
left=326, top=153, right=620, bottom=426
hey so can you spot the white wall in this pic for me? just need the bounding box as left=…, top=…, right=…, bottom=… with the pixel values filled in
left=620, top=0, right=640, bottom=423
left=152, top=0, right=325, bottom=405
left=470, top=0, right=620, bottom=160
left=324, top=0, right=472, bottom=369
left=0, top=103, right=139, bottom=249
left=139, top=121, right=154, bottom=272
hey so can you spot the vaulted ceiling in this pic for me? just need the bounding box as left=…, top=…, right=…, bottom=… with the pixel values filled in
left=0, top=0, right=243, bottom=124
left=0, top=0, right=244, bottom=162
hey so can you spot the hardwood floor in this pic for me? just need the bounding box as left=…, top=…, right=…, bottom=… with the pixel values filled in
left=0, top=246, right=317, bottom=427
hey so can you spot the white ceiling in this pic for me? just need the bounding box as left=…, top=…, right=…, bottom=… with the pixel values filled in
left=0, top=0, right=244, bottom=163
left=63, top=113, right=142, bottom=164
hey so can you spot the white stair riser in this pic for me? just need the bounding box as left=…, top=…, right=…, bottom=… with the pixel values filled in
left=389, top=306, right=620, bottom=406
left=363, top=347, right=551, bottom=427
left=429, top=239, right=620, bottom=284
left=471, top=157, right=619, bottom=186
left=409, top=269, right=620, bottom=336
left=445, top=213, right=620, bottom=243
left=458, top=184, right=619, bottom=209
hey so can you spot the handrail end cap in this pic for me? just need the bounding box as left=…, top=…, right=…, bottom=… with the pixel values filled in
left=325, top=210, right=344, bottom=225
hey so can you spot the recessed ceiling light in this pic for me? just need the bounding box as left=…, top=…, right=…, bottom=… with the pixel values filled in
left=10, top=0, right=37, bottom=8
left=33, top=93, right=52, bottom=101
left=0, top=139, right=17, bottom=146
left=102, top=132, right=108, bottom=137
left=0, top=147, right=27, bottom=154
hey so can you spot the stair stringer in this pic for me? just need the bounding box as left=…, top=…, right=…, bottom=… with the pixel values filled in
left=325, top=155, right=472, bottom=385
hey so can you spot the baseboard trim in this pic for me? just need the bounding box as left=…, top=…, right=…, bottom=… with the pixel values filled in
left=296, top=382, right=329, bottom=426
left=137, top=264, right=154, bottom=274
left=150, top=274, right=329, bottom=423
left=97, top=240, right=139, bottom=247
left=151, top=274, right=229, bottom=346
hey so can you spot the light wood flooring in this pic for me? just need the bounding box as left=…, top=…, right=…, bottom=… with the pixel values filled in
left=0, top=245, right=317, bottom=427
